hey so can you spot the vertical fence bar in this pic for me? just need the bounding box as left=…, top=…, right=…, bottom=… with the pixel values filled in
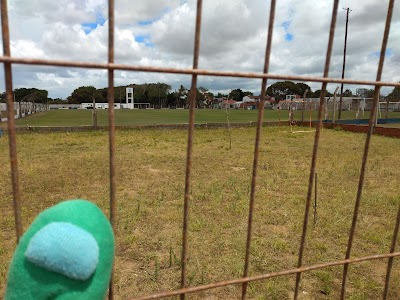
left=340, top=1, right=395, bottom=299
left=180, top=1, right=203, bottom=299
left=294, top=1, right=339, bottom=298
left=383, top=204, right=400, bottom=299
left=1, top=0, right=399, bottom=299
left=241, top=1, right=276, bottom=299
left=107, top=0, right=116, bottom=299
left=1, top=0, right=22, bottom=243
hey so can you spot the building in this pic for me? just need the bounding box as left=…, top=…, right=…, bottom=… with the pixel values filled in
left=49, top=104, right=80, bottom=109
left=240, top=95, right=275, bottom=109
left=243, top=95, right=260, bottom=102
left=221, top=99, right=237, bottom=109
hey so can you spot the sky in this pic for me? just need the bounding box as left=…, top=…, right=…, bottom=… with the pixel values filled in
left=1, top=0, right=399, bottom=99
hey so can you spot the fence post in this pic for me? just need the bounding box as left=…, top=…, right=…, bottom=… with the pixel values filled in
left=92, top=94, right=97, bottom=130
left=332, top=87, right=339, bottom=124
left=302, top=89, right=308, bottom=123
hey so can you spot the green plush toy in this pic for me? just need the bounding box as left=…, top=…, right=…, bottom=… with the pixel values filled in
left=5, top=199, right=115, bottom=300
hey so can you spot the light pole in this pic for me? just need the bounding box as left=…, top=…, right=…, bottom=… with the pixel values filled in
left=338, top=7, right=351, bottom=119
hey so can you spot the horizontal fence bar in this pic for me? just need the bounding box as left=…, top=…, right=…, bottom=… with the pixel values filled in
left=129, top=252, right=400, bottom=300
left=1, top=56, right=400, bottom=88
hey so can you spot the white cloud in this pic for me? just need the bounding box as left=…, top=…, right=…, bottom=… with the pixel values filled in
left=116, top=0, right=181, bottom=25
left=1, top=0, right=399, bottom=98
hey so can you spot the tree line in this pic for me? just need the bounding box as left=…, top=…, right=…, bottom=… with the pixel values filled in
left=0, top=88, right=48, bottom=103
left=66, top=84, right=257, bottom=108
left=1, top=81, right=399, bottom=106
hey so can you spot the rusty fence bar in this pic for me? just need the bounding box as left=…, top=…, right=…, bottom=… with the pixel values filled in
left=130, top=252, right=400, bottom=300
left=241, top=0, right=276, bottom=299
left=180, top=0, right=203, bottom=299
left=383, top=204, right=400, bottom=299
left=1, top=56, right=400, bottom=88
left=340, top=1, right=395, bottom=299
left=107, top=0, right=116, bottom=299
left=1, top=0, right=399, bottom=299
left=1, top=0, right=22, bottom=242
left=294, top=1, right=339, bottom=298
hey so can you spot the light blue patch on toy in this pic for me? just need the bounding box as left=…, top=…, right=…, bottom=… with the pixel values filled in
left=25, top=222, right=99, bottom=281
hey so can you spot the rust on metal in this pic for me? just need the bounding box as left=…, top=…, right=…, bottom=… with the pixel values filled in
left=241, top=1, right=276, bottom=299
left=1, top=0, right=399, bottom=299
left=383, top=204, right=400, bottom=299
left=1, top=56, right=400, bottom=88
left=294, top=1, right=339, bottom=298
left=107, top=0, right=116, bottom=299
left=340, top=1, right=395, bottom=298
left=180, top=1, right=203, bottom=299
left=1, top=0, right=23, bottom=243
left=130, top=252, right=400, bottom=300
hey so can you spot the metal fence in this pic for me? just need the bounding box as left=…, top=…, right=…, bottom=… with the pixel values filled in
left=1, top=0, right=399, bottom=299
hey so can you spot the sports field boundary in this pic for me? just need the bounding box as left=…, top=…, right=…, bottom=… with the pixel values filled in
left=2, top=121, right=400, bottom=139
left=1, top=121, right=285, bottom=133
left=296, top=121, right=400, bottom=138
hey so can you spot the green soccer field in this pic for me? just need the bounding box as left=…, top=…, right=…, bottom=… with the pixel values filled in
left=7, top=109, right=400, bottom=127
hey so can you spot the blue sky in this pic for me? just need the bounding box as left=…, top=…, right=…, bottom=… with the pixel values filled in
left=135, top=35, right=154, bottom=47
left=372, top=48, right=393, bottom=58
left=82, top=13, right=106, bottom=35
left=282, top=21, right=293, bottom=41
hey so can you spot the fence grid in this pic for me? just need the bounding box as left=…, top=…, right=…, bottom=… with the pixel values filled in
left=1, top=0, right=399, bottom=299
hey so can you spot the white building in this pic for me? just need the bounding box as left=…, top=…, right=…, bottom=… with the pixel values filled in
left=242, top=95, right=261, bottom=102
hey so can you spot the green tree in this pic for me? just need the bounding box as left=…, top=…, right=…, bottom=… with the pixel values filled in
left=166, top=91, right=178, bottom=107
left=296, top=83, right=312, bottom=95
left=196, top=89, right=206, bottom=108
left=148, top=83, right=171, bottom=107
left=216, top=92, right=227, bottom=98
left=229, top=88, right=244, bottom=101
left=311, top=89, right=333, bottom=98
left=386, top=85, right=400, bottom=101
left=14, top=88, right=48, bottom=103
left=266, top=81, right=311, bottom=100
left=342, top=89, right=353, bottom=97
left=356, top=88, right=374, bottom=98
left=48, top=98, right=67, bottom=104
left=177, top=85, right=188, bottom=107
left=68, top=86, right=98, bottom=104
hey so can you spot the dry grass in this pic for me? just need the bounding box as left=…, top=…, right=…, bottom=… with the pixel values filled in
left=0, top=126, right=399, bottom=299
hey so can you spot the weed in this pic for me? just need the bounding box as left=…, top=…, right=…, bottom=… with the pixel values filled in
left=314, top=270, right=333, bottom=295
left=0, top=127, right=399, bottom=299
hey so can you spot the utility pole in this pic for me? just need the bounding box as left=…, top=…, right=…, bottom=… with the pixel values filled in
left=338, top=7, right=351, bottom=119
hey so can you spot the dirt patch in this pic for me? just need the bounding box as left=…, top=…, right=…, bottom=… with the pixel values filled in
left=231, top=166, right=246, bottom=171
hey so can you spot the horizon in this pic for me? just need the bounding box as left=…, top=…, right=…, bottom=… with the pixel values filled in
left=1, top=0, right=399, bottom=98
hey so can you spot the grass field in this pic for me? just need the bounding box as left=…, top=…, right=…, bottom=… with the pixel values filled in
left=5, top=109, right=400, bottom=127
left=1, top=127, right=400, bottom=299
